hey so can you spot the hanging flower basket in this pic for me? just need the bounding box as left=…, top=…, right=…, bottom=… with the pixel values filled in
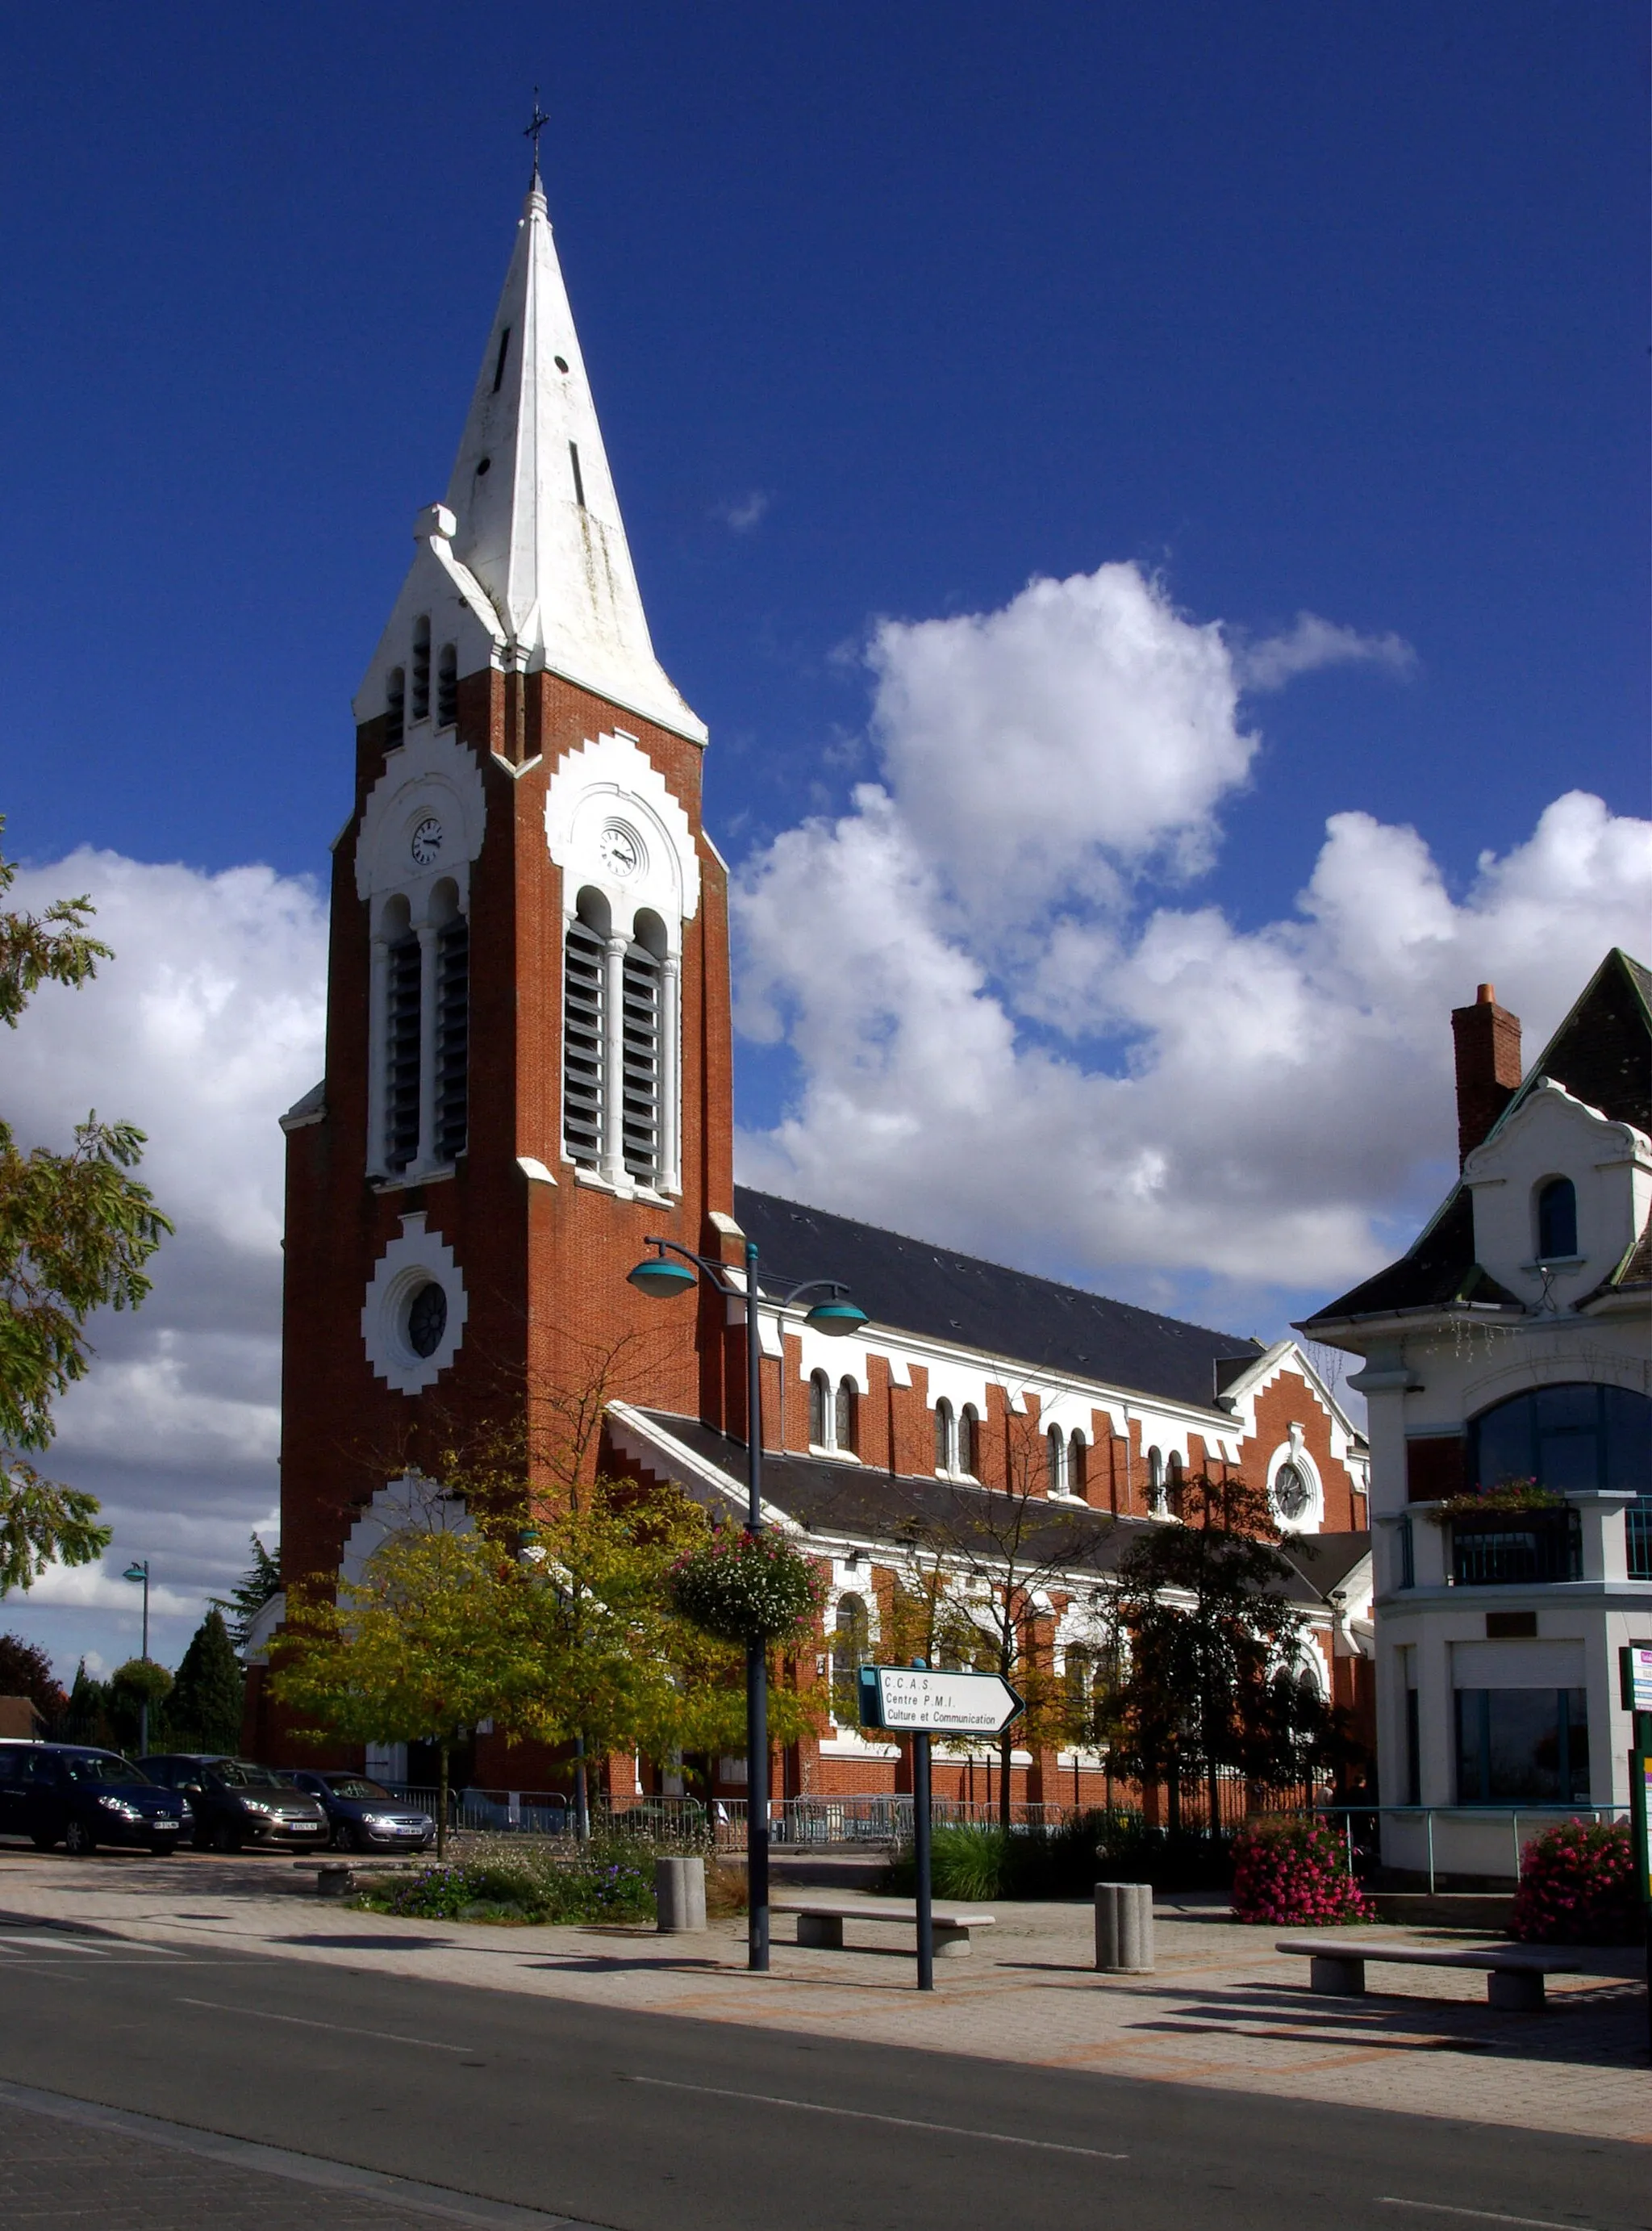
left=669, top=1530, right=826, bottom=1645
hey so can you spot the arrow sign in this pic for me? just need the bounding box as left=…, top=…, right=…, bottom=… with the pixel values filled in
left=858, top=1665, right=1024, bottom=1736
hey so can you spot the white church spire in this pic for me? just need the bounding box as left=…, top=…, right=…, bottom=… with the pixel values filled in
left=441, top=169, right=706, bottom=745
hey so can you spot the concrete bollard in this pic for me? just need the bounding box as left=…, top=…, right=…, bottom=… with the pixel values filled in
left=654, top=1854, right=707, bottom=1933
left=1094, top=1880, right=1155, bottom=1972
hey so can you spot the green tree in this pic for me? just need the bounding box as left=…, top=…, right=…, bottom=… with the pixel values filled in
left=108, top=1657, right=173, bottom=1754
left=1, top=821, right=172, bottom=1593
left=64, top=1658, right=111, bottom=1744
left=271, top=1501, right=532, bottom=1858
left=214, top=1533, right=281, bottom=1649
left=1102, top=1473, right=1349, bottom=1841
left=169, top=1607, right=244, bottom=1751
left=0, top=1631, right=67, bottom=1719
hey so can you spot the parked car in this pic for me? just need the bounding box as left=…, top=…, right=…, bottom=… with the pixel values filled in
left=139, top=1755, right=329, bottom=1852
left=0, top=1740, right=190, bottom=1855
left=283, top=1770, right=436, bottom=1853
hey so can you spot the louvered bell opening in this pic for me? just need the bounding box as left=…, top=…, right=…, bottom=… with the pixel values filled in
left=386, top=670, right=405, bottom=750
left=411, top=620, right=431, bottom=723
left=433, top=917, right=469, bottom=1163
left=436, top=645, right=457, bottom=729
left=620, top=942, right=661, bottom=1182
left=383, top=934, right=422, bottom=1172
left=561, top=918, right=605, bottom=1165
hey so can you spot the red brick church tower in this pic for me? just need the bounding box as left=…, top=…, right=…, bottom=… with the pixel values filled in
left=269, top=160, right=740, bottom=1723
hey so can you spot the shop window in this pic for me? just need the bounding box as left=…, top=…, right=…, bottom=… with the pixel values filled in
left=1454, top=1687, right=1588, bottom=1806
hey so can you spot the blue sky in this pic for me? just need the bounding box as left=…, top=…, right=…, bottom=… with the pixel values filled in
left=2, top=3, right=1648, bottom=1673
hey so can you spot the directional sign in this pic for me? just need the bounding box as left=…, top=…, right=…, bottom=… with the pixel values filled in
left=858, top=1665, right=1024, bottom=1736
left=1621, top=1645, right=1652, bottom=1713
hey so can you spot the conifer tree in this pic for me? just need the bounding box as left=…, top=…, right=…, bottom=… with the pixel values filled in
left=214, top=1533, right=281, bottom=1648
left=169, top=1607, right=244, bottom=1752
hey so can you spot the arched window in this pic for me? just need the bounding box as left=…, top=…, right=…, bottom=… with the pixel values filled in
left=431, top=879, right=468, bottom=1164
left=832, top=1594, right=870, bottom=1720
left=1166, top=1452, right=1185, bottom=1519
left=561, top=891, right=607, bottom=1168
left=1070, top=1431, right=1088, bottom=1502
left=835, top=1377, right=857, bottom=1456
left=411, top=616, right=431, bottom=723
left=1064, top=1644, right=1094, bottom=1740
left=1146, top=1447, right=1164, bottom=1510
left=808, top=1370, right=831, bottom=1448
left=1047, top=1426, right=1066, bottom=1496
left=620, top=913, right=665, bottom=1182
left=1536, top=1176, right=1578, bottom=1260
left=1272, top=1461, right=1311, bottom=1524
left=381, top=896, right=420, bottom=1173
left=957, top=1406, right=978, bottom=1477
left=934, top=1400, right=955, bottom=1475
left=385, top=666, right=406, bottom=749
left=436, top=643, right=457, bottom=729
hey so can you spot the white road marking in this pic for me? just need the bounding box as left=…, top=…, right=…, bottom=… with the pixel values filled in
left=177, top=1998, right=474, bottom=2054
left=630, top=2074, right=1127, bottom=2158
left=0, top=1932, right=111, bottom=1955
left=1379, top=2201, right=1607, bottom=2230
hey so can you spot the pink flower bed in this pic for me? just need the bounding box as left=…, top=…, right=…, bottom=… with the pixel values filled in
left=1229, top=1817, right=1373, bottom=1926
left=1508, top=1818, right=1640, bottom=1946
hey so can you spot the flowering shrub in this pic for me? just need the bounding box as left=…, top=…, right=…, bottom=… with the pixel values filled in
left=1508, top=1818, right=1640, bottom=1945
left=362, top=1837, right=657, bottom=1924
left=669, top=1528, right=826, bottom=1644
left=1229, top=1817, right=1372, bottom=1926
left=1429, top=1476, right=1560, bottom=1523
left=381, top=1865, right=473, bottom=1919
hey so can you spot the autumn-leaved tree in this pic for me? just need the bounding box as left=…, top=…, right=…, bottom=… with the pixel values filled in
left=271, top=1496, right=530, bottom=1859
left=1102, top=1473, right=1348, bottom=1840
left=1, top=821, right=172, bottom=1592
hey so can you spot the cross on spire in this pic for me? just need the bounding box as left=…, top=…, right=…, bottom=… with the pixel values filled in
left=524, top=88, right=551, bottom=185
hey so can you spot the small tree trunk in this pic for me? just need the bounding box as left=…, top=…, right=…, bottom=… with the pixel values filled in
left=998, top=1730, right=1012, bottom=1831
left=1166, top=1763, right=1181, bottom=1840
left=436, top=1739, right=451, bottom=1863
left=1207, top=1755, right=1222, bottom=1849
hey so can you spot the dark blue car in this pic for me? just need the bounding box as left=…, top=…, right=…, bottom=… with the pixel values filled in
left=0, top=1741, right=189, bottom=1855
left=283, top=1769, right=435, bottom=1853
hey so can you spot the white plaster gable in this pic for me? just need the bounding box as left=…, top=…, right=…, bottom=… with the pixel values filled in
left=356, top=718, right=487, bottom=916
left=544, top=729, right=701, bottom=940
left=353, top=508, right=507, bottom=725
left=1463, top=1078, right=1651, bottom=1306
left=438, top=181, right=706, bottom=746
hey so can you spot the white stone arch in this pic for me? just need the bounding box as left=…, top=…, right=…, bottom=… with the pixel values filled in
left=544, top=729, right=700, bottom=943
left=340, top=1471, right=472, bottom=1591
left=361, top=1213, right=469, bottom=1395
left=1266, top=1424, right=1322, bottom=1531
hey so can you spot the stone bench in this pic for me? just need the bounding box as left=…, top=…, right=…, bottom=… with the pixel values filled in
left=773, top=1896, right=995, bottom=1957
left=294, top=1860, right=427, bottom=1899
left=1276, top=1936, right=1580, bottom=2012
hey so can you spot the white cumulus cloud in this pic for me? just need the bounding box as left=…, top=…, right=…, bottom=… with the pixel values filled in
left=735, top=566, right=1650, bottom=1322
left=1238, top=612, right=1417, bottom=691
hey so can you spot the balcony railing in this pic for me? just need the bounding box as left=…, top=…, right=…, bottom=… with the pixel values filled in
left=1450, top=1507, right=1580, bottom=1586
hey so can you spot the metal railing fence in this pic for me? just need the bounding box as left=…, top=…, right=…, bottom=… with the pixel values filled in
left=1315, top=1801, right=1630, bottom=1895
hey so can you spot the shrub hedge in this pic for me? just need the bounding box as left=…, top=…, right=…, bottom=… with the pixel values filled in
left=1508, top=1818, right=1641, bottom=1946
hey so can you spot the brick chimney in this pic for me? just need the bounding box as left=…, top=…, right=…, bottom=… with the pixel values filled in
left=1450, top=982, right=1522, bottom=1166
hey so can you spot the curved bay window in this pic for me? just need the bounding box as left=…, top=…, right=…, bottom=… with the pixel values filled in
left=1466, top=1381, right=1650, bottom=1581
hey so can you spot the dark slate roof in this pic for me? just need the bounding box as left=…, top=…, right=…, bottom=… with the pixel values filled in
left=1304, top=948, right=1650, bottom=1328
left=733, top=1186, right=1261, bottom=1411
left=1280, top=1531, right=1373, bottom=1603
left=629, top=1410, right=1335, bottom=1611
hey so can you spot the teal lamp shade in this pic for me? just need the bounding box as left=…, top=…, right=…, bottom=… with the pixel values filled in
left=627, top=1254, right=698, bottom=1300
left=122, top=1563, right=147, bottom=1583
left=804, top=1297, right=868, bottom=1336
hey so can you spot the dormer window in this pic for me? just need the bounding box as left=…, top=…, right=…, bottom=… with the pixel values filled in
left=386, top=667, right=406, bottom=749
left=411, top=617, right=431, bottom=723
left=1536, top=1176, right=1578, bottom=1260
left=436, top=644, right=457, bottom=729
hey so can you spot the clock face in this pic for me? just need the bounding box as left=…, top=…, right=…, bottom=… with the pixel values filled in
left=410, top=816, right=444, bottom=868
left=598, top=823, right=641, bottom=879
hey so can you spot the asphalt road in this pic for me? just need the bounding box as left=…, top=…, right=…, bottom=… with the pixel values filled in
left=0, top=1918, right=1643, bottom=2231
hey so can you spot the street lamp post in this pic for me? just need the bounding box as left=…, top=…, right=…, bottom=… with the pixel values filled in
left=122, top=1559, right=152, bottom=1754
left=628, top=1235, right=865, bottom=1971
